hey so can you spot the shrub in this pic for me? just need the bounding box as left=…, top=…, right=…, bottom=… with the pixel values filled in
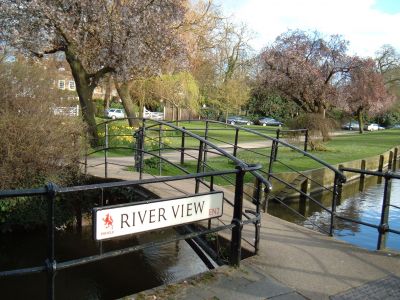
left=286, top=113, right=337, bottom=150
left=0, top=58, right=87, bottom=231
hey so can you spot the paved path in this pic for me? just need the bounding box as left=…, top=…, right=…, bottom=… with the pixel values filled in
left=86, top=141, right=400, bottom=300
left=125, top=210, right=399, bottom=300
left=87, top=167, right=400, bottom=299
left=86, top=140, right=272, bottom=172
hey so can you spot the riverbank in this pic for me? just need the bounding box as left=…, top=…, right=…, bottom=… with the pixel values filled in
left=128, top=214, right=400, bottom=300
left=267, top=145, right=400, bottom=199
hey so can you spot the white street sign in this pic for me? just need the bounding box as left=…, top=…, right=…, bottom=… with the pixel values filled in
left=93, top=192, right=224, bottom=241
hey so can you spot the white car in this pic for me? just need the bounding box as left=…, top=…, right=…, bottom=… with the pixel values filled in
left=365, top=123, right=379, bottom=131
left=105, top=108, right=125, bottom=119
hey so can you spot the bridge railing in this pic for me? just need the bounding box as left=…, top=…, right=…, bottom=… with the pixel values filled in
left=85, top=118, right=274, bottom=259
left=86, top=118, right=345, bottom=237
left=336, top=167, right=400, bottom=250
left=142, top=119, right=346, bottom=235
left=0, top=164, right=263, bottom=300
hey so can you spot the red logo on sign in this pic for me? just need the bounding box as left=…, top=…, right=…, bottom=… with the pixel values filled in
left=103, top=213, right=113, bottom=229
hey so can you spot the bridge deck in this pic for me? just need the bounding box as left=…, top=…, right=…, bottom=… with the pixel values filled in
left=87, top=165, right=400, bottom=299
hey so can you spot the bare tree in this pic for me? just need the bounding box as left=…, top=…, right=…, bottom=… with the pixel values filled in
left=375, top=45, right=400, bottom=101
left=259, top=30, right=351, bottom=116
left=0, top=0, right=187, bottom=144
left=338, top=57, right=395, bottom=133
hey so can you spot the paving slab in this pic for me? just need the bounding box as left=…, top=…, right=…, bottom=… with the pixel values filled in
left=87, top=146, right=400, bottom=300
left=330, top=275, right=400, bottom=300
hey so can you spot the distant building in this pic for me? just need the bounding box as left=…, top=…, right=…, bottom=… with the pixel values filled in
left=54, top=64, right=118, bottom=100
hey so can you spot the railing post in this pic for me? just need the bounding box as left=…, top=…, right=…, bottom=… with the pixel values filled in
left=180, top=126, right=185, bottom=165
left=134, top=129, right=140, bottom=172
left=377, top=173, right=391, bottom=250
left=208, top=175, right=215, bottom=230
left=84, top=131, right=88, bottom=176
left=104, top=123, right=109, bottom=178
left=388, top=151, right=393, bottom=171
left=337, top=165, right=344, bottom=206
left=233, top=128, right=239, bottom=157
left=230, top=165, right=245, bottom=266
left=46, top=183, right=58, bottom=300
left=393, top=148, right=398, bottom=171
left=253, top=178, right=262, bottom=255
left=299, top=178, right=309, bottom=216
left=139, top=124, right=145, bottom=180
left=329, top=173, right=340, bottom=236
left=195, top=141, right=204, bottom=193
left=159, top=124, right=162, bottom=176
left=274, top=129, right=280, bottom=161
left=203, top=121, right=209, bottom=172
left=378, top=155, right=384, bottom=184
left=304, top=129, right=309, bottom=152
left=262, top=185, right=271, bottom=213
left=267, top=140, right=277, bottom=180
left=359, top=160, right=366, bottom=192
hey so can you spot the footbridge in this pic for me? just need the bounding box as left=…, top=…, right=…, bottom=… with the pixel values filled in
left=1, top=118, right=399, bottom=299
left=86, top=118, right=347, bottom=236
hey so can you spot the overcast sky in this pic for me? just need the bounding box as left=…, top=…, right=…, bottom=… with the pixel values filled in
left=216, top=0, right=400, bottom=57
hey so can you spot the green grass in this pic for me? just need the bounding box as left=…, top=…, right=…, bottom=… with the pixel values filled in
left=93, top=118, right=400, bottom=180
left=136, top=129, right=400, bottom=182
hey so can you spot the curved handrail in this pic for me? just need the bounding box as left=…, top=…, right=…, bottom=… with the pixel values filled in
left=185, top=119, right=347, bottom=183
left=153, top=120, right=273, bottom=191
left=95, top=118, right=273, bottom=191
left=94, top=117, right=346, bottom=185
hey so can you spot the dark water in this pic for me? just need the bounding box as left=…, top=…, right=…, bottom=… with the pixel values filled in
left=269, top=177, right=400, bottom=252
left=0, top=226, right=208, bottom=300
left=327, top=179, right=399, bottom=251
left=0, top=182, right=211, bottom=299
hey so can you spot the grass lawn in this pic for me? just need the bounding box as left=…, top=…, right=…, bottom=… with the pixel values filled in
left=140, top=129, right=400, bottom=182
left=91, top=118, right=281, bottom=157
left=92, top=118, right=400, bottom=177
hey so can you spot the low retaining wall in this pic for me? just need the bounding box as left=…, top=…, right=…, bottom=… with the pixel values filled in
left=245, top=146, right=400, bottom=199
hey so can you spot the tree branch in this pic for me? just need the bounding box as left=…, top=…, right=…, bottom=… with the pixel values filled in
left=90, top=66, right=114, bottom=86
left=30, top=46, right=65, bottom=58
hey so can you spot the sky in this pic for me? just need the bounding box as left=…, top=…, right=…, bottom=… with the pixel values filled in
left=216, top=0, right=400, bottom=57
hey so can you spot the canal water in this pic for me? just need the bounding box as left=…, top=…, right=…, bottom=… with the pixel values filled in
left=269, top=176, right=400, bottom=252
left=0, top=184, right=209, bottom=300
left=0, top=226, right=208, bottom=299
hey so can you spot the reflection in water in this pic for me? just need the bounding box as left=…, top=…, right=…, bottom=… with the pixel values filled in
left=268, top=176, right=400, bottom=252
left=0, top=227, right=208, bottom=300
left=332, top=178, right=400, bottom=251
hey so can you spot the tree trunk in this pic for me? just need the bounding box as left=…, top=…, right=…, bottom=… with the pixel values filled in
left=115, top=80, right=138, bottom=127
left=357, top=108, right=364, bottom=134
left=65, top=49, right=99, bottom=146
left=103, top=74, right=112, bottom=110
left=176, top=106, right=179, bottom=126
left=139, top=98, right=144, bottom=119
left=317, top=103, right=326, bottom=118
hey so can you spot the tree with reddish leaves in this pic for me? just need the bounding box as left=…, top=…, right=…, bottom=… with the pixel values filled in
left=258, top=30, right=351, bottom=117
left=338, top=57, right=395, bottom=133
left=0, top=0, right=187, bottom=144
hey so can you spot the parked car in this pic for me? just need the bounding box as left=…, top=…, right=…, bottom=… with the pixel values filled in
left=342, top=121, right=360, bottom=130
left=258, top=117, right=283, bottom=127
left=390, top=124, right=400, bottom=129
left=226, top=116, right=253, bottom=125
left=364, top=123, right=379, bottom=131
left=105, top=108, right=125, bottom=119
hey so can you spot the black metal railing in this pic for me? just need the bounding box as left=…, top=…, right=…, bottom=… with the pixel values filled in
left=0, top=164, right=263, bottom=300
left=337, top=167, right=400, bottom=250
left=86, top=118, right=345, bottom=236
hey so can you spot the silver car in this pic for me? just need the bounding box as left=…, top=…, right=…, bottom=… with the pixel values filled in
left=105, top=108, right=125, bottom=119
